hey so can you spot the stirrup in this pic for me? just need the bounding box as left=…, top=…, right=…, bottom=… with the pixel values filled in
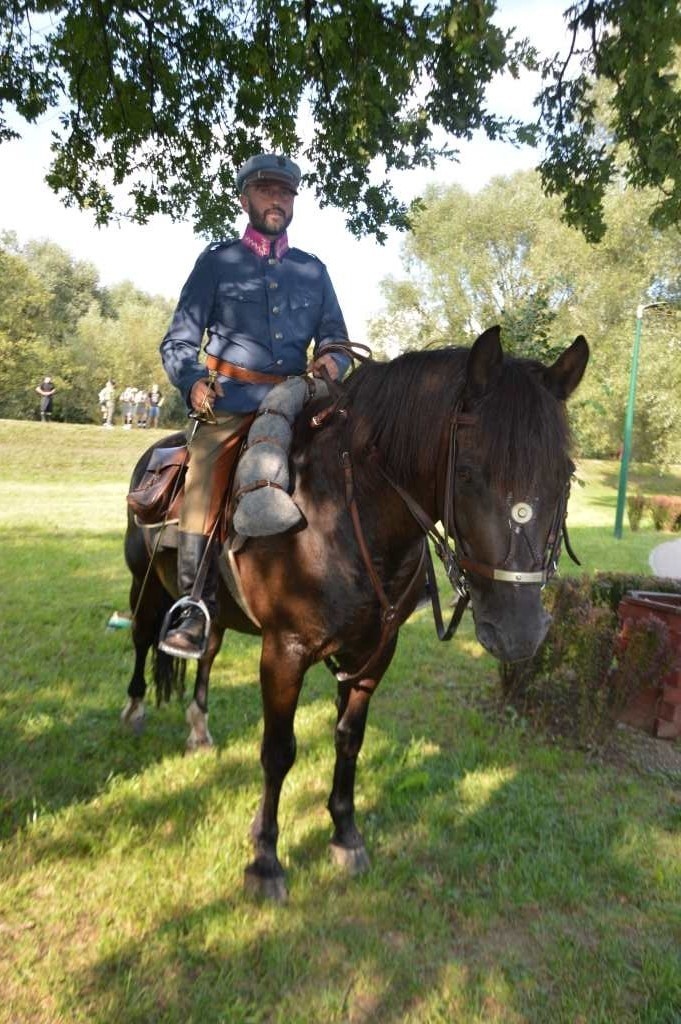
left=158, top=596, right=211, bottom=660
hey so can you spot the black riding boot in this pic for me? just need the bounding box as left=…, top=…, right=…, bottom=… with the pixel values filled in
left=159, top=532, right=217, bottom=659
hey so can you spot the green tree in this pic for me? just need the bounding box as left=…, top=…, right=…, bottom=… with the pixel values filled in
left=0, top=242, right=53, bottom=418
left=2, top=2, right=679, bottom=241
left=370, top=172, right=587, bottom=355
left=0, top=236, right=176, bottom=423
left=0, top=0, right=522, bottom=241
left=538, top=1, right=681, bottom=242
left=370, top=171, right=681, bottom=461
left=19, top=239, right=103, bottom=344
left=71, top=284, right=173, bottom=423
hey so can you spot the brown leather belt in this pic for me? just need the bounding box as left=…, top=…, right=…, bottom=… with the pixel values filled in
left=205, top=354, right=286, bottom=386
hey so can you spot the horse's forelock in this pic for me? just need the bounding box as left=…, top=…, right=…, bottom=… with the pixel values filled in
left=475, top=360, right=571, bottom=493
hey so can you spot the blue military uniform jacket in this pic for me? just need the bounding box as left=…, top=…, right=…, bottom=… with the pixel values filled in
left=160, top=229, right=349, bottom=413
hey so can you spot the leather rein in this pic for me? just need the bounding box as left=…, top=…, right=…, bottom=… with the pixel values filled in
left=313, top=362, right=578, bottom=684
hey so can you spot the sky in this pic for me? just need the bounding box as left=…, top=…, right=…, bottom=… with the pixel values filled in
left=0, top=1, right=570, bottom=342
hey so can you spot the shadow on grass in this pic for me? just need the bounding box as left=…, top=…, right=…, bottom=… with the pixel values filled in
left=598, top=465, right=681, bottom=494
left=64, top=734, right=680, bottom=1024
left=0, top=523, right=478, bottom=842
left=0, top=529, right=269, bottom=839
left=3, top=526, right=680, bottom=1021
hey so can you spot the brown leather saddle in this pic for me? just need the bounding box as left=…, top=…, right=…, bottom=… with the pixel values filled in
left=127, top=416, right=255, bottom=543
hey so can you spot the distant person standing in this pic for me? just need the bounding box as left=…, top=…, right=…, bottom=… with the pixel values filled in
left=99, top=379, right=116, bottom=427
left=35, top=376, right=56, bottom=422
left=147, top=384, right=164, bottom=428
left=134, top=387, right=149, bottom=428
left=120, top=385, right=137, bottom=428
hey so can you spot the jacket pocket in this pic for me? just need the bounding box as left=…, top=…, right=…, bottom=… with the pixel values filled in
left=215, top=281, right=265, bottom=329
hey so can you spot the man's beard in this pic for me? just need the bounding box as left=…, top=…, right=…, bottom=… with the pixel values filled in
left=247, top=202, right=293, bottom=237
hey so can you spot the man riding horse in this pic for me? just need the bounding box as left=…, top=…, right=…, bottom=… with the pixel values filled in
left=159, top=153, right=351, bottom=659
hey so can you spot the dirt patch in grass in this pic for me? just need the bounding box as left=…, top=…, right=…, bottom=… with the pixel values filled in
left=602, top=723, right=681, bottom=782
left=463, top=687, right=681, bottom=783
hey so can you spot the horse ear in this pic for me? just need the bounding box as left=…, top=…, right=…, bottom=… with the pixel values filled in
left=465, top=325, right=503, bottom=399
left=544, top=335, right=590, bottom=399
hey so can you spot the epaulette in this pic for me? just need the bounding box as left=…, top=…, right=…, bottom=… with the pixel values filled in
left=287, top=246, right=322, bottom=263
left=204, top=237, right=240, bottom=253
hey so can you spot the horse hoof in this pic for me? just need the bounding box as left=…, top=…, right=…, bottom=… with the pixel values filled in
left=329, top=841, right=371, bottom=876
left=243, top=865, right=288, bottom=903
left=120, top=698, right=145, bottom=734
left=185, top=733, right=214, bottom=754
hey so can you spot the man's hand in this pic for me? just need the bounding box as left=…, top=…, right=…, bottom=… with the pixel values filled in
left=308, top=353, right=340, bottom=381
left=189, top=376, right=224, bottom=414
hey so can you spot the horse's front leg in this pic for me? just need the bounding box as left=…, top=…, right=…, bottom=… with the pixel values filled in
left=326, top=674, right=380, bottom=875
left=244, top=635, right=305, bottom=902
left=185, top=624, right=225, bottom=752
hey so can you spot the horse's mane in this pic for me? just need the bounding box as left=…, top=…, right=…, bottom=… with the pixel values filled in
left=344, top=347, right=572, bottom=494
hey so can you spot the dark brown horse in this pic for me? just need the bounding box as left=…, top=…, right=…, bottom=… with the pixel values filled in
left=122, top=326, right=588, bottom=899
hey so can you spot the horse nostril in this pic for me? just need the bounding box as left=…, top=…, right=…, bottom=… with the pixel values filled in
left=476, top=621, right=499, bottom=655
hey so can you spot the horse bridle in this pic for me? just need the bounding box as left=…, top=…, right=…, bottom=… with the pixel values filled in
left=312, top=353, right=578, bottom=682
left=330, top=404, right=578, bottom=682
left=375, top=405, right=578, bottom=634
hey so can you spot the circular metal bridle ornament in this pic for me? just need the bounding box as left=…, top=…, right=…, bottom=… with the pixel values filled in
left=510, top=502, right=534, bottom=524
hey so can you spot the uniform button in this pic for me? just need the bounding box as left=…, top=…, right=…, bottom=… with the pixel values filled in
left=268, top=257, right=277, bottom=265
left=268, top=281, right=278, bottom=290
left=272, top=306, right=280, bottom=314
left=274, top=331, right=283, bottom=340
left=276, top=359, right=283, bottom=365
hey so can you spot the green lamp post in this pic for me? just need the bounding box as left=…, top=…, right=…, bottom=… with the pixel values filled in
left=613, top=302, right=667, bottom=539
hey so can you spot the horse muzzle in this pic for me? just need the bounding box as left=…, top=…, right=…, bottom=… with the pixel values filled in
left=470, top=584, right=552, bottom=662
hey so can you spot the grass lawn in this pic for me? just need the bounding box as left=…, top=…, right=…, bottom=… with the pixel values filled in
left=0, top=420, right=680, bottom=1024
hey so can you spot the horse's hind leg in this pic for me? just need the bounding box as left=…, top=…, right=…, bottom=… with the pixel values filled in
left=244, top=636, right=306, bottom=902
left=121, top=634, right=149, bottom=733
left=327, top=674, right=382, bottom=875
left=185, top=624, right=225, bottom=752
left=121, top=570, right=172, bottom=733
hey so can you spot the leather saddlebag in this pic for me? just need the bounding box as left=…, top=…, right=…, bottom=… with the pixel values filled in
left=126, top=445, right=188, bottom=525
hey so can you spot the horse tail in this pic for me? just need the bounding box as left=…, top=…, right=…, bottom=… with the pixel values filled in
left=152, top=646, right=187, bottom=706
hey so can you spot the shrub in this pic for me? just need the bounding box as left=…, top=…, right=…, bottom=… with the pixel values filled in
left=499, top=573, right=681, bottom=747
left=648, top=494, right=681, bottom=532
left=591, top=572, right=681, bottom=612
left=626, top=491, right=647, bottom=531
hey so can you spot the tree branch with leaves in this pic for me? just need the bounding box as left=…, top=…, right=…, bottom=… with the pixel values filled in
left=1, top=1, right=680, bottom=241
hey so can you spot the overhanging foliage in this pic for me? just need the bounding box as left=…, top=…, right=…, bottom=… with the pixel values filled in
left=2, top=1, right=679, bottom=241
left=0, top=0, right=522, bottom=240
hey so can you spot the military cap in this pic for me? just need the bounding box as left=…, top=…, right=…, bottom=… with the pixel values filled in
left=236, top=153, right=301, bottom=194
